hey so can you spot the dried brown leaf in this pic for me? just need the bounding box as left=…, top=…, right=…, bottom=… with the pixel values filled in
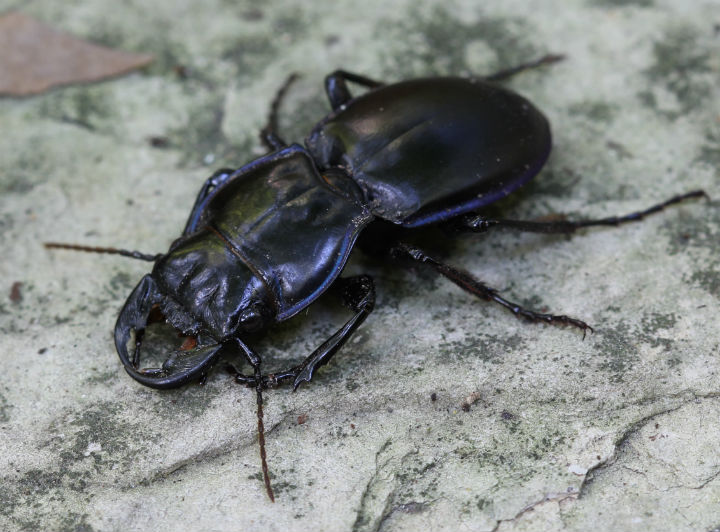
left=0, top=11, right=153, bottom=96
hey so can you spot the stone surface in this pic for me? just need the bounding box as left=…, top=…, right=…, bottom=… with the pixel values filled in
left=1, top=1, right=718, bottom=531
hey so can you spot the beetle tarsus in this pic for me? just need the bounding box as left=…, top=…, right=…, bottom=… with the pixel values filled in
left=228, top=364, right=290, bottom=389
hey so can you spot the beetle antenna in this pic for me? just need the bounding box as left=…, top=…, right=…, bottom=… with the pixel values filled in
left=254, top=365, right=275, bottom=502
left=44, top=242, right=161, bottom=262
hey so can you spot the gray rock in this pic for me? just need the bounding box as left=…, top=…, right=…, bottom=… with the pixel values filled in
left=1, top=1, right=718, bottom=530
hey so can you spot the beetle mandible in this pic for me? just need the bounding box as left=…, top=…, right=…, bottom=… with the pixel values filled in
left=46, top=55, right=706, bottom=501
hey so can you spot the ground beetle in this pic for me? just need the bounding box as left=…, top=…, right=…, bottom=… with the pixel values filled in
left=46, top=55, right=706, bottom=501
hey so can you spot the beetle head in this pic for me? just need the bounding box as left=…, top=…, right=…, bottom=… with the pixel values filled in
left=115, top=233, right=276, bottom=389
left=151, top=232, right=275, bottom=340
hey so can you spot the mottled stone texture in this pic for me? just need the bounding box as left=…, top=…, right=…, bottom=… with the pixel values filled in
left=1, top=1, right=718, bottom=531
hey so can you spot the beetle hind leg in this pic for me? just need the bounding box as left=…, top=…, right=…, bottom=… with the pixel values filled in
left=391, top=242, right=593, bottom=337
left=449, top=190, right=708, bottom=235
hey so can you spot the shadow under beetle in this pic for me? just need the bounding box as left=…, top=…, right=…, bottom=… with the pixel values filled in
left=46, top=55, right=706, bottom=501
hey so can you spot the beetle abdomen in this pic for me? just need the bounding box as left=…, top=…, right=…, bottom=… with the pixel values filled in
left=307, top=78, right=551, bottom=227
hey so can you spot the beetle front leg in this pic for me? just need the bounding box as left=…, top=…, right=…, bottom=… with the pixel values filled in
left=293, top=275, right=375, bottom=389
left=275, top=275, right=375, bottom=390
left=291, top=275, right=375, bottom=389
left=450, top=190, right=707, bottom=235
left=233, top=275, right=376, bottom=390
left=391, top=243, right=592, bottom=337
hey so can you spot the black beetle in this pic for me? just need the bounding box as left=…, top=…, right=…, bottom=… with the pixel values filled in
left=46, top=56, right=706, bottom=501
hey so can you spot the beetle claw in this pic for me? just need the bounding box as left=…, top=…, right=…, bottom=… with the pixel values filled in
left=128, top=341, right=225, bottom=390
left=115, top=275, right=224, bottom=389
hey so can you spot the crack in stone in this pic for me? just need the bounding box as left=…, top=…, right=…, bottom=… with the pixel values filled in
left=478, top=393, right=720, bottom=532
left=665, top=467, right=720, bottom=492
left=351, top=439, right=403, bottom=532
left=351, top=440, right=429, bottom=532
left=351, top=393, right=720, bottom=532
left=371, top=447, right=438, bottom=532
left=352, top=439, right=392, bottom=532
left=489, top=492, right=579, bottom=532
left=370, top=489, right=401, bottom=532
left=374, top=500, right=436, bottom=532
left=573, top=394, right=720, bottom=500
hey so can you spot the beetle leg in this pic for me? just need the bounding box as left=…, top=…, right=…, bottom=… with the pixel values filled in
left=260, top=73, right=300, bottom=151
left=182, top=168, right=237, bottom=235
left=250, top=275, right=376, bottom=390
left=324, top=70, right=384, bottom=110
left=450, top=190, right=708, bottom=235
left=290, top=275, right=375, bottom=390
left=322, top=56, right=560, bottom=110
left=482, top=54, right=565, bottom=82
left=391, top=243, right=593, bottom=337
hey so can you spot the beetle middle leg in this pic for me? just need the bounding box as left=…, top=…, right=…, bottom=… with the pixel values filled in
left=324, top=70, right=384, bottom=110
left=391, top=242, right=592, bottom=336
left=322, top=54, right=563, bottom=111
left=258, top=70, right=385, bottom=143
